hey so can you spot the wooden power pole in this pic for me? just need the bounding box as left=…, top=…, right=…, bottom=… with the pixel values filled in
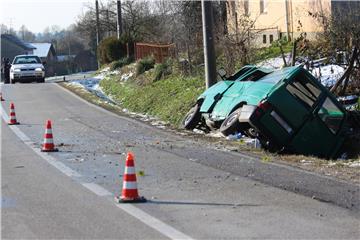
left=117, top=0, right=122, bottom=39
left=95, top=0, right=101, bottom=46
left=201, top=0, right=217, bottom=89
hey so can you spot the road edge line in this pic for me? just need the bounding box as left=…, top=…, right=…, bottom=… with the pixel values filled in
left=1, top=103, right=194, bottom=240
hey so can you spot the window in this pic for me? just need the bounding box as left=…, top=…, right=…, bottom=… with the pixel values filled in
left=13, top=56, right=41, bottom=64
left=227, top=66, right=253, bottom=81
left=244, top=0, right=249, bottom=16
left=286, top=75, right=321, bottom=109
left=318, top=98, right=344, bottom=134
left=269, top=34, right=274, bottom=43
left=240, top=70, right=269, bottom=82
left=263, top=34, right=267, bottom=44
left=260, top=0, right=265, bottom=13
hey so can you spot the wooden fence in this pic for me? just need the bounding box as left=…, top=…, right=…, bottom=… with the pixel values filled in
left=135, top=43, right=176, bottom=63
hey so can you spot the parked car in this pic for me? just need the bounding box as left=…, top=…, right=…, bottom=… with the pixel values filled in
left=10, top=55, right=45, bottom=84
left=183, top=65, right=349, bottom=158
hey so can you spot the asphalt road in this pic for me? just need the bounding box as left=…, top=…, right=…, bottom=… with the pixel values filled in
left=1, top=82, right=360, bottom=239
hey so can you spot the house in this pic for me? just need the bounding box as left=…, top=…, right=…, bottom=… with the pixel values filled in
left=226, top=0, right=332, bottom=47
left=30, top=43, right=57, bottom=76
left=30, top=43, right=57, bottom=63
left=1, top=34, right=36, bottom=62
left=57, top=54, right=76, bottom=62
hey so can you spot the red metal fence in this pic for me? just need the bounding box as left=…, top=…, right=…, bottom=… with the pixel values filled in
left=135, top=43, right=176, bottom=63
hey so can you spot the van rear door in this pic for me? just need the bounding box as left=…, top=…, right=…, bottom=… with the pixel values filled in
left=285, top=72, right=345, bottom=158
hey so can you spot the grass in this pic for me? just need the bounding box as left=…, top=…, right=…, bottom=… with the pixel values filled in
left=60, top=67, right=360, bottom=184
left=100, top=72, right=205, bottom=126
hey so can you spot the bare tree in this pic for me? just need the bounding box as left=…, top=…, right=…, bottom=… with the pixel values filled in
left=17, top=25, right=36, bottom=42
left=310, top=1, right=360, bottom=95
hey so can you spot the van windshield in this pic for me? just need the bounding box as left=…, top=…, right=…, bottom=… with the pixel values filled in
left=238, top=70, right=269, bottom=82
left=227, top=66, right=254, bottom=81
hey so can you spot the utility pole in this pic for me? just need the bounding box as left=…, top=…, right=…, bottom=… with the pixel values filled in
left=117, top=0, right=122, bottom=39
left=201, top=0, right=217, bottom=89
left=95, top=0, right=101, bottom=69
left=95, top=0, right=101, bottom=46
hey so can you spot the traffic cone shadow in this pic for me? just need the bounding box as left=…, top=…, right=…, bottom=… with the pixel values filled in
left=115, top=152, right=146, bottom=203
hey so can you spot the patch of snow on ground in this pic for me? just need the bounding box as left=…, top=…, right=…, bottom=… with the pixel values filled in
left=120, top=72, right=134, bottom=82
left=257, top=54, right=291, bottom=69
left=100, top=67, right=110, bottom=73
left=344, top=160, right=360, bottom=168
left=312, top=64, right=345, bottom=87
left=258, top=54, right=345, bottom=88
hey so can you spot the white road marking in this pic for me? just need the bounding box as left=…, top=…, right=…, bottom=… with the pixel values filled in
left=1, top=101, right=194, bottom=240
left=116, top=204, right=194, bottom=240
left=82, top=183, right=112, bottom=196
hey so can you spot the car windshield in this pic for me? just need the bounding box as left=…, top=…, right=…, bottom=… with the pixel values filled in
left=13, top=56, right=41, bottom=64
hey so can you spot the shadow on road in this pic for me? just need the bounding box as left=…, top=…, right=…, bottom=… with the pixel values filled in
left=147, top=200, right=260, bottom=207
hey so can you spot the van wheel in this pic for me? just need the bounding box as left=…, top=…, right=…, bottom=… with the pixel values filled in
left=220, top=108, right=242, bottom=136
left=182, top=103, right=201, bottom=130
left=244, top=127, right=258, bottom=138
left=10, top=79, right=15, bottom=84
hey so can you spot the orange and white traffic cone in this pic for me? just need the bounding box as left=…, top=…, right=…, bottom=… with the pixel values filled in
left=8, top=102, right=19, bottom=125
left=0, top=92, right=4, bottom=101
left=41, top=120, right=58, bottom=152
left=115, top=152, right=146, bottom=203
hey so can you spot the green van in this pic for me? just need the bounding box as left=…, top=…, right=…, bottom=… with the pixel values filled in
left=183, top=65, right=347, bottom=158
left=249, top=66, right=347, bottom=158
left=182, top=65, right=275, bottom=136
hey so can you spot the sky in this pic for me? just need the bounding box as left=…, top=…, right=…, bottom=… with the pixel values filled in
left=0, top=0, right=97, bottom=33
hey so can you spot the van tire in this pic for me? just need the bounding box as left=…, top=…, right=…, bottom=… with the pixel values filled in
left=182, top=103, right=201, bottom=130
left=220, top=108, right=242, bottom=136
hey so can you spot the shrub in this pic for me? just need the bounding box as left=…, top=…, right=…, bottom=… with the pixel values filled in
left=110, top=57, right=134, bottom=71
left=97, top=37, right=126, bottom=65
left=153, top=59, right=173, bottom=81
left=136, top=57, right=155, bottom=76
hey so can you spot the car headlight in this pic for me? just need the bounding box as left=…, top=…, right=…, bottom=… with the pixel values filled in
left=35, top=68, right=44, bottom=72
left=13, top=69, right=21, bottom=72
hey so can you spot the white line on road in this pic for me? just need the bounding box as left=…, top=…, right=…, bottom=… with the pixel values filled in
left=81, top=183, right=112, bottom=197
left=116, top=204, right=194, bottom=240
left=1, top=101, right=194, bottom=240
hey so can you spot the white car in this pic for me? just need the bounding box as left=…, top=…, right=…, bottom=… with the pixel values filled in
left=10, top=55, right=45, bottom=84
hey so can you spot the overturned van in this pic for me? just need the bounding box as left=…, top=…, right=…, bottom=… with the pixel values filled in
left=183, top=65, right=349, bottom=158
left=248, top=65, right=347, bottom=158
